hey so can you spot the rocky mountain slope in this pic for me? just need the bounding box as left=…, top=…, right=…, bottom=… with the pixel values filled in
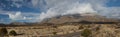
left=41, top=13, right=119, bottom=24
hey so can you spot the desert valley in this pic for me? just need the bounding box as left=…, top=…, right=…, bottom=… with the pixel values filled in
left=0, top=14, right=120, bottom=37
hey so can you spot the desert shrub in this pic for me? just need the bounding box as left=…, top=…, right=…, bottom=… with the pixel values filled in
left=95, top=26, right=100, bottom=31
left=9, top=30, right=17, bottom=36
left=0, top=28, right=8, bottom=35
left=81, top=29, right=92, bottom=37
left=52, top=25, right=57, bottom=28
left=87, top=25, right=91, bottom=28
left=79, top=25, right=84, bottom=30
left=53, top=32, right=57, bottom=35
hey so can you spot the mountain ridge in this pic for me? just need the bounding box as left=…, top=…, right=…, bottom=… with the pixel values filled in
left=40, top=13, right=119, bottom=24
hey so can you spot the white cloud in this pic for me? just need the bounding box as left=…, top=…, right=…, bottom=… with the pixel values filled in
left=37, top=0, right=101, bottom=21
left=0, top=11, right=41, bottom=21
left=37, top=0, right=120, bottom=22
left=63, top=3, right=96, bottom=15
left=6, top=12, right=39, bottom=21
left=8, top=12, right=24, bottom=20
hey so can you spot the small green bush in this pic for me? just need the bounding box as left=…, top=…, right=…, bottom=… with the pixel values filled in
left=0, top=28, right=8, bottom=35
left=81, top=29, right=92, bottom=37
left=9, top=30, right=17, bottom=36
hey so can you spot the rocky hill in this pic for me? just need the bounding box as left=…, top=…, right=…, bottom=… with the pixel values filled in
left=41, top=13, right=119, bottom=24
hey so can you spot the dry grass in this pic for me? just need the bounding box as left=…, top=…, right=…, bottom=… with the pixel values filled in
left=0, top=24, right=120, bottom=37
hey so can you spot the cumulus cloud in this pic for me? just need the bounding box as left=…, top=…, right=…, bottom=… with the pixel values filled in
left=37, top=0, right=96, bottom=21
left=38, top=2, right=97, bottom=21
left=63, top=3, right=97, bottom=15
left=4, top=12, right=39, bottom=21
left=0, top=11, right=40, bottom=22
left=8, top=12, right=24, bottom=20
left=36, top=0, right=120, bottom=22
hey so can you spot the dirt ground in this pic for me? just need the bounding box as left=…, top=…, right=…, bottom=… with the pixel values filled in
left=1, top=24, right=120, bottom=37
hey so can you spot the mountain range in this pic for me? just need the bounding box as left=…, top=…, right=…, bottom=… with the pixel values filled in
left=0, top=13, right=120, bottom=25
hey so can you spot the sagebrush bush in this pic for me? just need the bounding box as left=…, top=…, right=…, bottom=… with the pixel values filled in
left=95, top=26, right=100, bottom=31
left=53, top=32, right=57, bottom=35
left=52, top=25, right=57, bottom=28
left=0, top=28, right=8, bottom=35
left=9, top=30, right=17, bottom=36
left=81, top=29, right=92, bottom=37
left=79, top=25, right=84, bottom=30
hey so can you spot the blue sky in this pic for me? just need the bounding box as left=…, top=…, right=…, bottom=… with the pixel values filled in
left=0, top=0, right=120, bottom=24
left=107, top=0, right=120, bottom=7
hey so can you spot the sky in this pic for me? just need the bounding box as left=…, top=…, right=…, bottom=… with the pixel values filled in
left=0, top=0, right=120, bottom=24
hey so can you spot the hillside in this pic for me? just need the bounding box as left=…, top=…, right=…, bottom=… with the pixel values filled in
left=41, top=13, right=119, bottom=24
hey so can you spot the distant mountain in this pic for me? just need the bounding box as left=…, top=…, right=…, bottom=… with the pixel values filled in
left=2, top=13, right=119, bottom=25
left=41, top=13, right=119, bottom=24
left=9, top=22, right=27, bottom=25
left=0, top=23, right=5, bottom=25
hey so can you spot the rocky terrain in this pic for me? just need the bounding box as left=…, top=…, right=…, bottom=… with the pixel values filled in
left=41, top=14, right=119, bottom=24
left=0, top=23, right=120, bottom=37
